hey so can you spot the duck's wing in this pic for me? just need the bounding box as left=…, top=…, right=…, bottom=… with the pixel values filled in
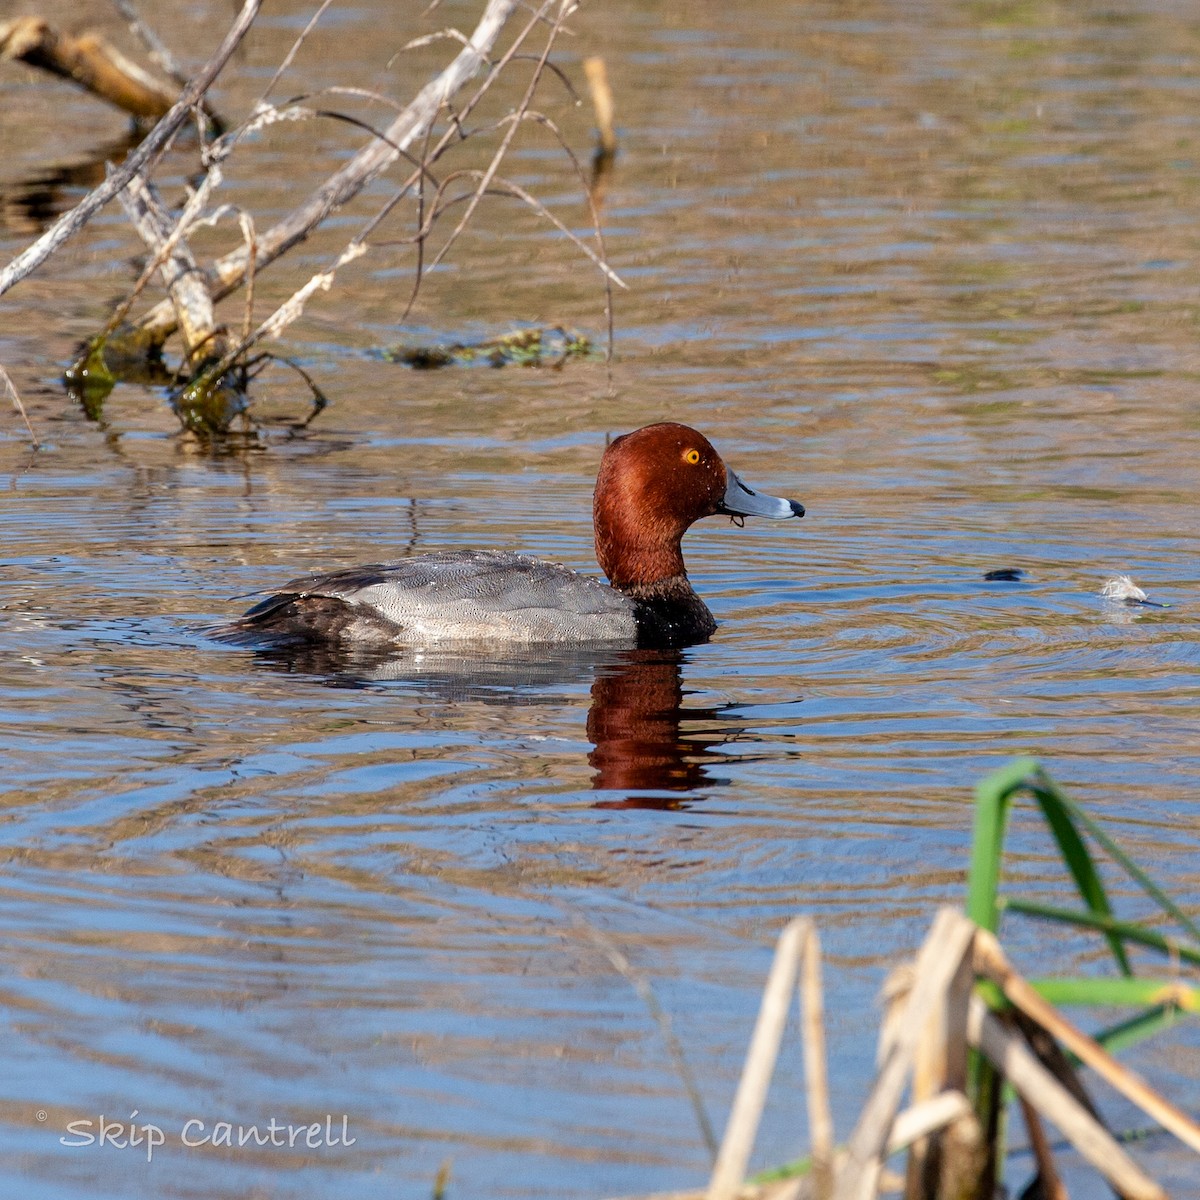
left=221, top=550, right=638, bottom=646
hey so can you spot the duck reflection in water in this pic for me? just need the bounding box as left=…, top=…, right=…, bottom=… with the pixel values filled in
left=588, top=648, right=744, bottom=806
left=234, top=642, right=751, bottom=806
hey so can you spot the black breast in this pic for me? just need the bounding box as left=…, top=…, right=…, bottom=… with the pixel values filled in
left=626, top=576, right=718, bottom=648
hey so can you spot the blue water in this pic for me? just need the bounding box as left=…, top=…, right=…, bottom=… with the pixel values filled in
left=2, top=0, right=1199, bottom=1196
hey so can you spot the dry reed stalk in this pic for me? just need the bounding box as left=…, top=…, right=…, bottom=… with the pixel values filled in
left=608, top=1189, right=792, bottom=1200
left=800, top=927, right=835, bottom=1200
left=0, top=0, right=261, bottom=298
left=904, top=925, right=975, bottom=1200
left=966, top=995, right=1165, bottom=1200
left=707, top=918, right=813, bottom=1200
left=1017, top=1096, right=1069, bottom=1200
left=889, top=1092, right=972, bottom=1153
left=834, top=909, right=977, bottom=1200
left=929, top=1110, right=984, bottom=1200
left=574, top=918, right=718, bottom=1159
left=973, top=928, right=1200, bottom=1156
left=876, top=964, right=912, bottom=1066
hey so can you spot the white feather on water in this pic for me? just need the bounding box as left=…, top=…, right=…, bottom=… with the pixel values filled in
left=1100, top=575, right=1149, bottom=603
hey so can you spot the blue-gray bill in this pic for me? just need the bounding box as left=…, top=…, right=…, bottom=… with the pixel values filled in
left=717, top=469, right=805, bottom=520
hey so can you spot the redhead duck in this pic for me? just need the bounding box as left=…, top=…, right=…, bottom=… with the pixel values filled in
left=217, top=423, right=804, bottom=650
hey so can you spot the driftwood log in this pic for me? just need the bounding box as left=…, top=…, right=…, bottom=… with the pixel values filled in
left=0, top=17, right=176, bottom=121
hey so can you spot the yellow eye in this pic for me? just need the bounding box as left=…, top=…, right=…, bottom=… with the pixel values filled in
left=683, top=448, right=701, bottom=465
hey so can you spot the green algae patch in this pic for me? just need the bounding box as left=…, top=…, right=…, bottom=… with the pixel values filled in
left=382, top=326, right=597, bottom=370
left=63, top=326, right=173, bottom=419
left=171, top=360, right=250, bottom=436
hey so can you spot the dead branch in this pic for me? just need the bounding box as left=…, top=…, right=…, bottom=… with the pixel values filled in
left=131, top=0, right=621, bottom=405
left=116, top=173, right=226, bottom=367
left=130, top=0, right=522, bottom=346
left=0, top=0, right=261, bottom=299
left=0, top=17, right=177, bottom=122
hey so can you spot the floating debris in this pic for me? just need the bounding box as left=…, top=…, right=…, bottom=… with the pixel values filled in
left=1101, top=575, right=1169, bottom=608
left=382, top=326, right=596, bottom=370
left=985, top=568, right=1026, bottom=582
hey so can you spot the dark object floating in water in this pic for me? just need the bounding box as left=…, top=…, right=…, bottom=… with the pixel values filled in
left=1100, top=575, right=1169, bottom=608
left=383, top=326, right=595, bottom=369
left=984, top=568, right=1026, bottom=582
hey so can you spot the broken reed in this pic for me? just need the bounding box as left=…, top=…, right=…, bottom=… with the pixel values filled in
left=609, top=759, right=1200, bottom=1200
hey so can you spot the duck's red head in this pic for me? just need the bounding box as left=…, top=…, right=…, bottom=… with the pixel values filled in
left=593, top=422, right=803, bottom=589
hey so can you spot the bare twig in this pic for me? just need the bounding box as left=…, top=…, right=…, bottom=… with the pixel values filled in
left=252, top=243, right=368, bottom=342
left=256, top=0, right=338, bottom=107
left=575, top=920, right=719, bottom=1160
left=1, top=364, right=41, bottom=449
left=311, top=0, right=568, bottom=322
left=0, top=0, right=261, bottom=298
left=413, top=167, right=623, bottom=285
left=403, top=28, right=477, bottom=54
left=423, top=0, right=567, bottom=278
left=374, top=102, right=621, bottom=334
left=110, top=0, right=189, bottom=87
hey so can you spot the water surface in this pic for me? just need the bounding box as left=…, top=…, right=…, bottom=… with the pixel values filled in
left=2, top=0, right=1199, bottom=1196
